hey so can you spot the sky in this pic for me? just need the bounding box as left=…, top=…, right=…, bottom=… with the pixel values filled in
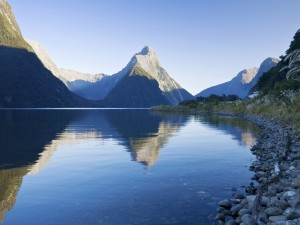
left=9, top=0, right=300, bottom=95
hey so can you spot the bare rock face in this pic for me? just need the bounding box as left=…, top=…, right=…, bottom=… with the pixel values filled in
left=26, top=39, right=62, bottom=79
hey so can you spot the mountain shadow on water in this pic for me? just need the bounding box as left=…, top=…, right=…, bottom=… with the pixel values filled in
left=0, top=110, right=75, bottom=223
left=0, top=110, right=74, bottom=169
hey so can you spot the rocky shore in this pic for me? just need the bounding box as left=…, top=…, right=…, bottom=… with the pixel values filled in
left=213, top=115, right=300, bottom=225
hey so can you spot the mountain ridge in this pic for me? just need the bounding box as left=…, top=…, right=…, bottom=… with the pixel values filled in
left=100, top=46, right=194, bottom=107
left=28, top=40, right=194, bottom=106
left=196, top=57, right=280, bottom=98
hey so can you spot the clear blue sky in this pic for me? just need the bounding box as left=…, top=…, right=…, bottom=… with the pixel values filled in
left=9, top=0, right=300, bottom=94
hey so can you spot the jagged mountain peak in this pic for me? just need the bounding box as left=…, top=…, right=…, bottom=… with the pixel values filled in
left=101, top=45, right=194, bottom=106
left=139, top=45, right=156, bottom=56
left=128, top=45, right=161, bottom=77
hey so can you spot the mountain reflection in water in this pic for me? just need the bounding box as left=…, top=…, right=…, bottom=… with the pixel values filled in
left=0, top=109, right=258, bottom=224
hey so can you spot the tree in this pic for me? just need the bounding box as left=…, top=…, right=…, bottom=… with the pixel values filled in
left=286, top=29, right=300, bottom=55
left=280, top=49, right=300, bottom=81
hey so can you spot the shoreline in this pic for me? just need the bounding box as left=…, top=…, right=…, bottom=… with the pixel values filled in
left=216, top=114, right=300, bottom=225
left=153, top=108, right=300, bottom=225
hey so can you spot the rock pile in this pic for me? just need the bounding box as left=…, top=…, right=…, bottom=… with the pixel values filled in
left=214, top=115, right=300, bottom=225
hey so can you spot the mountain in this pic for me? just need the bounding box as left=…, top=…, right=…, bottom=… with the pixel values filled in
left=58, top=69, right=105, bottom=97
left=26, top=39, right=105, bottom=98
left=101, top=46, right=194, bottom=107
left=196, top=57, right=280, bottom=98
left=26, top=38, right=130, bottom=100
left=29, top=41, right=194, bottom=107
left=0, top=1, right=81, bottom=108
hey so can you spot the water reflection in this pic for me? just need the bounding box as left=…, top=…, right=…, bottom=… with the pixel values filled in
left=0, top=167, right=29, bottom=223
left=0, top=110, right=73, bottom=169
left=196, top=115, right=259, bottom=147
left=0, top=110, right=259, bottom=224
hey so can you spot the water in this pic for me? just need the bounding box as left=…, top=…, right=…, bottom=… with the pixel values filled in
left=0, top=109, right=259, bottom=225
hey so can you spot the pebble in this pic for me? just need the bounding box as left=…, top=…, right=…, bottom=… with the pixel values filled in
left=213, top=114, right=300, bottom=224
left=240, top=214, right=252, bottom=224
left=233, top=193, right=245, bottom=199
left=225, top=220, right=236, bottom=225
left=265, top=207, right=283, bottom=216
left=218, top=199, right=232, bottom=209
left=269, top=215, right=286, bottom=222
left=238, top=208, right=251, bottom=217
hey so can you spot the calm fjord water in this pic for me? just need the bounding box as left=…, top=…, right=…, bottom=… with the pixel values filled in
left=0, top=109, right=258, bottom=225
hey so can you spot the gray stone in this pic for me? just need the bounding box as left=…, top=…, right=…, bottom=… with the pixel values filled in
left=225, top=220, right=236, bottom=225
left=218, top=199, right=232, bottom=208
left=256, top=171, right=266, bottom=178
left=283, top=191, right=297, bottom=200
left=223, top=210, right=232, bottom=216
left=268, top=184, right=277, bottom=196
left=258, top=211, right=268, bottom=224
left=283, top=207, right=300, bottom=220
left=256, top=221, right=266, bottom=225
left=268, top=215, right=286, bottom=222
left=217, top=207, right=225, bottom=213
left=291, top=152, right=300, bottom=160
left=215, top=213, right=225, bottom=221
left=233, top=193, right=245, bottom=199
left=246, top=195, right=256, bottom=208
left=213, top=220, right=224, bottom=225
left=292, top=160, right=300, bottom=168
left=241, top=214, right=252, bottom=224
left=265, top=207, right=283, bottom=216
left=231, top=199, right=241, bottom=204
left=261, top=196, right=270, bottom=207
left=274, top=221, right=299, bottom=225
left=291, top=177, right=300, bottom=189
left=286, top=211, right=300, bottom=220
left=268, top=196, right=289, bottom=209
left=238, top=208, right=251, bottom=217
left=231, top=204, right=243, bottom=216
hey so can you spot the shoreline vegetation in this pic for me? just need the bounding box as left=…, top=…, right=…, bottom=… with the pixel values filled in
left=152, top=90, right=300, bottom=129
left=151, top=93, right=300, bottom=225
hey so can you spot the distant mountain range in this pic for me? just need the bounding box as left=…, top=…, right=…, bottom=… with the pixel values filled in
left=28, top=39, right=194, bottom=107
left=196, top=58, right=280, bottom=98
left=0, top=0, right=193, bottom=108
left=0, top=0, right=287, bottom=108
